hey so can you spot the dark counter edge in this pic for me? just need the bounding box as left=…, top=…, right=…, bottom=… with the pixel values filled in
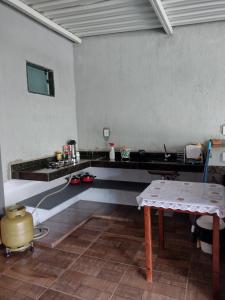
left=12, top=159, right=204, bottom=182
left=12, top=161, right=90, bottom=181
left=90, top=160, right=203, bottom=172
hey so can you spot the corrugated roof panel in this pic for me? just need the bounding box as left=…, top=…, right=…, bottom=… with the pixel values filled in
left=163, top=0, right=225, bottom=26
left=20, top=0, right=225, bottom=37
left=25, top=0, right=161, bottom=37
left=76, top=22, right=161, bottom=37
left=54, top=4, right=153, bottom=24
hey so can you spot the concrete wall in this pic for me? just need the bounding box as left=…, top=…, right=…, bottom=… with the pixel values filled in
left=74, top=22, right=225, bottom=152
left=0, top=3, right=78, bottom=181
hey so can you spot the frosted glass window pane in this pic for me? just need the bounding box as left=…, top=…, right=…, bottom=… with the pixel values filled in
left=26, top=62, right=54, bottom=97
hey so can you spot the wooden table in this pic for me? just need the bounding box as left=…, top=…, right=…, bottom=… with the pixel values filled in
left=137, top=180, right=225, bottom=300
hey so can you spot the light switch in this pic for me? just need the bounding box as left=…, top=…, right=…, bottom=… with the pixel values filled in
left=222, top=124, right=225, bottom=135
left=103, top=128, right=110, bottom=140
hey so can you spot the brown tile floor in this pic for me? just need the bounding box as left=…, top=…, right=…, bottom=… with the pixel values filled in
left=0, top=201, right=225, bottom=300
left=36, top=201, right=121, bottom=248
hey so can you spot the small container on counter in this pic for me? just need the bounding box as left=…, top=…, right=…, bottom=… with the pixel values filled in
left=109, top=143, right=115, bottom=161
left=120, top=147, right=131, bottom=161
left=55, top=151, right=62, bottom=161
left=63, top=145, right=69, bottom=161
left=76, top=151, right=80, bottom=163
left=68, top=140, right=77, bottom=163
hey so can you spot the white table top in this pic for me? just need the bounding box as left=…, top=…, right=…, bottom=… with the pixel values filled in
left=137, top=180, right=225, bottom=218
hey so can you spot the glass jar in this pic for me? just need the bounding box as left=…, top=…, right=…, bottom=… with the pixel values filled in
left=121, top=148, right=131, bottom=161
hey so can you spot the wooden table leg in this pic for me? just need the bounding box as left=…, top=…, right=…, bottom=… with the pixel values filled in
left=144, top=206, right=153, bottom=282
left=212, top=214, right=220, bottom=300
left=158, top=208, right=165, bottom=250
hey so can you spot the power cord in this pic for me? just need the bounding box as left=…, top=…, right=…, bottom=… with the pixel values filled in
left=32, top=173, right=73, bottom=240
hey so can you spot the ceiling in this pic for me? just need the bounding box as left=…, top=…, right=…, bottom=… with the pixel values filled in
left=19, top=0, right=225, bottom=38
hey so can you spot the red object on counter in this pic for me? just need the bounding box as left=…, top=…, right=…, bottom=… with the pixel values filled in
left=81, top=173, right=96, bottom=183
left=69, top=175, right=81, bottom=185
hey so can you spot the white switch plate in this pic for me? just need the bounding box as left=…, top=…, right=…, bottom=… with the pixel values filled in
left=103, top=128, right=110, bottom=140
left=222, top=124, right=225, bottom=135
left=223, top=151, right=225, bottom=161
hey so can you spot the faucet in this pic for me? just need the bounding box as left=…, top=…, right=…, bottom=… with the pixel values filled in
left=164, top=144, right=171, bottom=161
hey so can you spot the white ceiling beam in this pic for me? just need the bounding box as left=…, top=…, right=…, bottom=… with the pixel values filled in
left=148, top=0, right=173, bottom=34
left=2, top=0, right=82, bottom=44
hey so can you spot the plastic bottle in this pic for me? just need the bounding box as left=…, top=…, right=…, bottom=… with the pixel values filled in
left=109, top=143, right=115, bottom=161
left=76, top=152, right=80, bottom=163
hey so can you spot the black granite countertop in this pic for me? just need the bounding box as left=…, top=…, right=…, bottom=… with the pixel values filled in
left=12, top=160, right=90, bottom=181
left=20, top=179, right=149, bottom=209
left=91, top=158, right=203, bottom=172
left=11, top=151, right=204, bottom=181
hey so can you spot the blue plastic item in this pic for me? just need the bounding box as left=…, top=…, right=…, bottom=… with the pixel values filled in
left=203, top=140, right=212, bottom=183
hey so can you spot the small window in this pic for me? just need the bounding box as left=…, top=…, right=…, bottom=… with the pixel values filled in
left=26, top=62, right=55, bottom=97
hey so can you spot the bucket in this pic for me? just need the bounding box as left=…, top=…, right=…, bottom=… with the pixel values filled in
left=196, top=216, right=225, bottom=255
left=200, top=241, right=213, bottom=255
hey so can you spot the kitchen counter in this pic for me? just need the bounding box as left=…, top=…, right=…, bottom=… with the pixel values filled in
left=91, top=158, right=203, bottom=172
left=12, top=160, right=90, bottom=181
left=20, top=179, right=149, bottom=209
left=11, top=152, right=204, bottom=181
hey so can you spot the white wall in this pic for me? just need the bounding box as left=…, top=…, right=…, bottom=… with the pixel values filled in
left=0, top=148, right=5, bottom=215
left=74, top=22, right=225, bottom=152
left=0, top=3, right=78, bottom=181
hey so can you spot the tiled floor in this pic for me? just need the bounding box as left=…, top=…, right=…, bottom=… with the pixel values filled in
left=36, top=201, right=121, bottom=248
left=0, top=201, right=225, bottom=300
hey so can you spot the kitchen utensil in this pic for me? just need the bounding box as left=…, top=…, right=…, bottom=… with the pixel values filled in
left=68, top=140, right=77, bottom=163
left=81, top=173, right=96, bottom=183
left=69, top=175, right=81, bottom=185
